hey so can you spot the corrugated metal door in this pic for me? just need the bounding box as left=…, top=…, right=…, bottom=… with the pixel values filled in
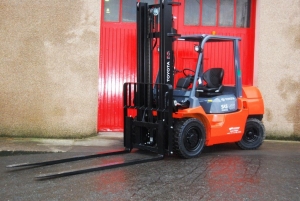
left=98, top=22, right=136, bottom=131
left=98, top=0, right=256, bottom=131
left=98, top=0, right=156, bottom=131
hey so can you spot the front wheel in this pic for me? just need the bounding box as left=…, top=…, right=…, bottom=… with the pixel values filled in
left=173, top=118, right=206, bottom=159
left=236, top=118, right=265, bottom=150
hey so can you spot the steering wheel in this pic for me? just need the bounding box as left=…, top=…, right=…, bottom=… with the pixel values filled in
left=183, top=68, right=195, bottom=77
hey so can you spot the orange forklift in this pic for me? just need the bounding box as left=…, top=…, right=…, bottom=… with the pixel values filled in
left=123, top=1, right=265, bottom=159
left=7, top=0, right=265, bottom=178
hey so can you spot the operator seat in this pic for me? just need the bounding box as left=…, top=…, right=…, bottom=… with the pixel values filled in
left=197, top=68, right=224, bottom=96
left=176, top=76, right=193, bottom=90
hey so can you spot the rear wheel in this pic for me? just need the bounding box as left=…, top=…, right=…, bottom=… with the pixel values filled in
left=237, top=118, right=265, bottom=150
left=174, top=118, right=206, bottom=159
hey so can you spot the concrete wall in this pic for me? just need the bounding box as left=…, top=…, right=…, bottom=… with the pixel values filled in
left=254, top=0, right=300, bottom=136
left=0, top=0, right=100, bottom=138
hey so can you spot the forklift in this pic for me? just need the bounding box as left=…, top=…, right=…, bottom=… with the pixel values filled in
left=7, top=1, right=265, bottom=179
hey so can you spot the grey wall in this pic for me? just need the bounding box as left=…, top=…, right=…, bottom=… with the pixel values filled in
left=0, top=0, right=100, bottom=137
left=255, top=0, right=300, bottom=136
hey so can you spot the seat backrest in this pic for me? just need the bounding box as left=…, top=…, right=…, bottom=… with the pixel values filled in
left=203, top=68, right=224, bottom=88
left=176, top=76, right=193, bottom=89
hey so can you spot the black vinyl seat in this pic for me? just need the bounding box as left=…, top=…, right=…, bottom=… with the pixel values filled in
left=176, top=76, right=193, bottom=89
left=197, top=68, right=224, bottom=96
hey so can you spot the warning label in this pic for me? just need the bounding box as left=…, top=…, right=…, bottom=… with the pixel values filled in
left=227, top=127, right=242, bottom=134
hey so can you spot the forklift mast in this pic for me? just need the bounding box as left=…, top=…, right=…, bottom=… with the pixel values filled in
left=137, top=1, right=179, bottom=85
left=123, top=1, right=180, bottom=156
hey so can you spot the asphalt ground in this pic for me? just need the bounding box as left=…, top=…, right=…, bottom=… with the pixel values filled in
left=1, top=133, right=300, bottom=201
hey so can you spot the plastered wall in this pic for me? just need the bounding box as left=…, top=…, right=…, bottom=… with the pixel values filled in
left=0, top=0, right=100, bottom=137
left=254, top=0, right=300, bottom=136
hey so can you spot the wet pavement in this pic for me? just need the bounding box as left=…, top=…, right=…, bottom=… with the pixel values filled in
left=1, top=133, right=300, bottom=201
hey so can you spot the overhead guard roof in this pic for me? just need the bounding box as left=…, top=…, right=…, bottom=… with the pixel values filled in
left=177, top=34, right=241, bottom=42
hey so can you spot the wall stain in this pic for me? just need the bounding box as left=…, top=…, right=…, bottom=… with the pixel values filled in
left=278, top=77, right=300, bottom=135
left=265, top=108, right=273, bottom=122
left=295, top=34, right=300, bottom=49
left=290, top=26, right=300, bottom=49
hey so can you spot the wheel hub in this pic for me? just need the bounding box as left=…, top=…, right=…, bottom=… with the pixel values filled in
left=187, top=133, right=198, bottom=146
left=184, top=129, right=200, bottom=151
left=245, top=128, right=258, bottom=142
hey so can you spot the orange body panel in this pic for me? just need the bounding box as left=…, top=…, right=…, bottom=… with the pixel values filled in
left=173, top=86, right=264, bottom=146
left=242, top=86, right=264, bottom=115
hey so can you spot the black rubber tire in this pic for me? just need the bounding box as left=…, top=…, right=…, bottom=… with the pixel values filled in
left=174, top=118, right=206, bottom=159
left=236, top=118, right=265, bottom=150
